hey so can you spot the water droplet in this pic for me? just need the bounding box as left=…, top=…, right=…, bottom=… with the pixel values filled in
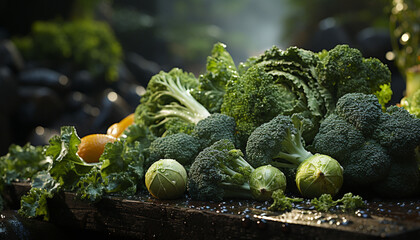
left=257, top=219, right=267, bottom=229
left=241, top=215, right=251, bottom=228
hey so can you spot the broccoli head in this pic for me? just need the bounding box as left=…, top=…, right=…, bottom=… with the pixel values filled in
left=147, top=133, right=201, bottom=169
left=192, top=113, right=239, bottom=150
left=187, top=139, right=255, bottom=201
left=313, top=92, right=420, bottom=197
left=246, top=114, right=313, bottom=169
left=315, top=45, right=392, bottom=107
left=334, top=92, right=383, bottom=134
left=373, top=105, right=420, bottom=157
left=312, top=114, right=365, bottom=159
left=342, top=140, right=391, bottom=186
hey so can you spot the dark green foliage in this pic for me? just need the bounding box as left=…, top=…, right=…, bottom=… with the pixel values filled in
left=187, top=139, right=254, bottom=201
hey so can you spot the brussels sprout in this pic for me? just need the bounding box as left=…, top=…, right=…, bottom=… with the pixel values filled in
left=295, top=154, right=343, bottom=198
left=145, top=159, right=187, bottom=199
left=249, top=165, right=287, bottom=201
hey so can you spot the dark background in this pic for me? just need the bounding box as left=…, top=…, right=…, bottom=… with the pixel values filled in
left=0, top=0, right=410, bottom=155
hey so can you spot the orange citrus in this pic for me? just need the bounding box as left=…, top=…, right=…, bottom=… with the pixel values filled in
left=107, top=113, right=135, bottom=138
left=77, top=134, right=116, bottom=163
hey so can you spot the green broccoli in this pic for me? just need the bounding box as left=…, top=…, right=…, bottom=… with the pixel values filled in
left=245, top=114, right=345, bottom=198
left=221, top=47, right=330, bottom=145
left=135, top=68, right=211, bottom=137
left=192, top=113, right=239, bottom=150
left=316, top=44, right=392, bottom=107
left=245, top=114, right=313, bottom=169
left=187, top=139, right=255, bottom=201
left=313, top=93, right=420, bottom=197
left=373, top=105, right=420, bottom=157
left=147, top=133, right=201, bottom=170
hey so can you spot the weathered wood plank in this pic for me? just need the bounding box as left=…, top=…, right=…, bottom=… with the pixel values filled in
left=3, top=183, right=420, bottom=240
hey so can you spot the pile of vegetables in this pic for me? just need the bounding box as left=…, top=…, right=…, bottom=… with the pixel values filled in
left=1, top=43, right=419, bottom=221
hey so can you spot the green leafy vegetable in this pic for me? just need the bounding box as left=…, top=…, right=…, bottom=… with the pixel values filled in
left=311, top=193, right=365, bottom=212
left=268, top=189, right=303, bottom=212
left=192, top=42, right=237, bottom=113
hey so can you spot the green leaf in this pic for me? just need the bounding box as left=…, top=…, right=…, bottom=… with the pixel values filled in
left=46, top=126, right=94, bottom=188
left=268, top=189, right=303, bottom=212
left=310, top=194, right=337, bottom=212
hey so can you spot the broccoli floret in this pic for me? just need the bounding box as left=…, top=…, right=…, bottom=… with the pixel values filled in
left=311, top=193, right=365, bottom=212
left=187, top=139, right=255, bottom=201
left=342, top=140, right=391, bottom=186
left=268, top=189, right=303, bottom=212
left=246, top=114, right=313, bottom=169
left=192, top=113, right=239, bottom=150
left=222, top=65, right=300, bottom=144
left=315, top=44, right=392, bottom=107
left=334, top=92, right=383, bottom=134
left=135, top=68, right=210, bottom=136
left=313, top=92, right=420, bottom=197
left=373, top=105, right=420, bottom=157
left=312, top=114, right=365, bottom=159
left=162, top=118, right=195, bottom=137
left=147, top=133, right=201, bottom=169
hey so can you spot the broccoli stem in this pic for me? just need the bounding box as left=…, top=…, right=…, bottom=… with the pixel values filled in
left=151, top=75, right=211, bottom=124
left=229, top=151, right=255, bottom=171
left=221, top=182, right=254, bottom=199
left=271, top=130, right=313, bottom=168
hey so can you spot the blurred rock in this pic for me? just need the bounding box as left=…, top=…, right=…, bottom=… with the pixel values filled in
left=71, top=70, right=97, bottom=93
left=18, top=68, right=70, bottom=92
left=124, top=52, right=160, bottom=86
left=356, top=28, right=391, bottom=63
left=16, top=86, right=64, bottom=126
left=0, top=66, right=18, bottom=112
left=305, top=17, right=352, bottom=52
left=0, top=40, right=24, bottom=72
left=90, top=89, right=132, bottom=134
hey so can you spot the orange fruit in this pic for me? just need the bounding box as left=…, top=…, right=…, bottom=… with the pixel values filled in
left=107, top=113, right=135, bottom=138
left=77, top=134, right=116, bottom=163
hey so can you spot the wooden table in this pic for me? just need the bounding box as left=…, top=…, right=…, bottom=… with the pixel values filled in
left=2, top=182, right=420, bottom=239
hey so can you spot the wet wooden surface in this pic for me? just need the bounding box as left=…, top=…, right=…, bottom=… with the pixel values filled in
left=1, top=182, right=420, bottom=240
